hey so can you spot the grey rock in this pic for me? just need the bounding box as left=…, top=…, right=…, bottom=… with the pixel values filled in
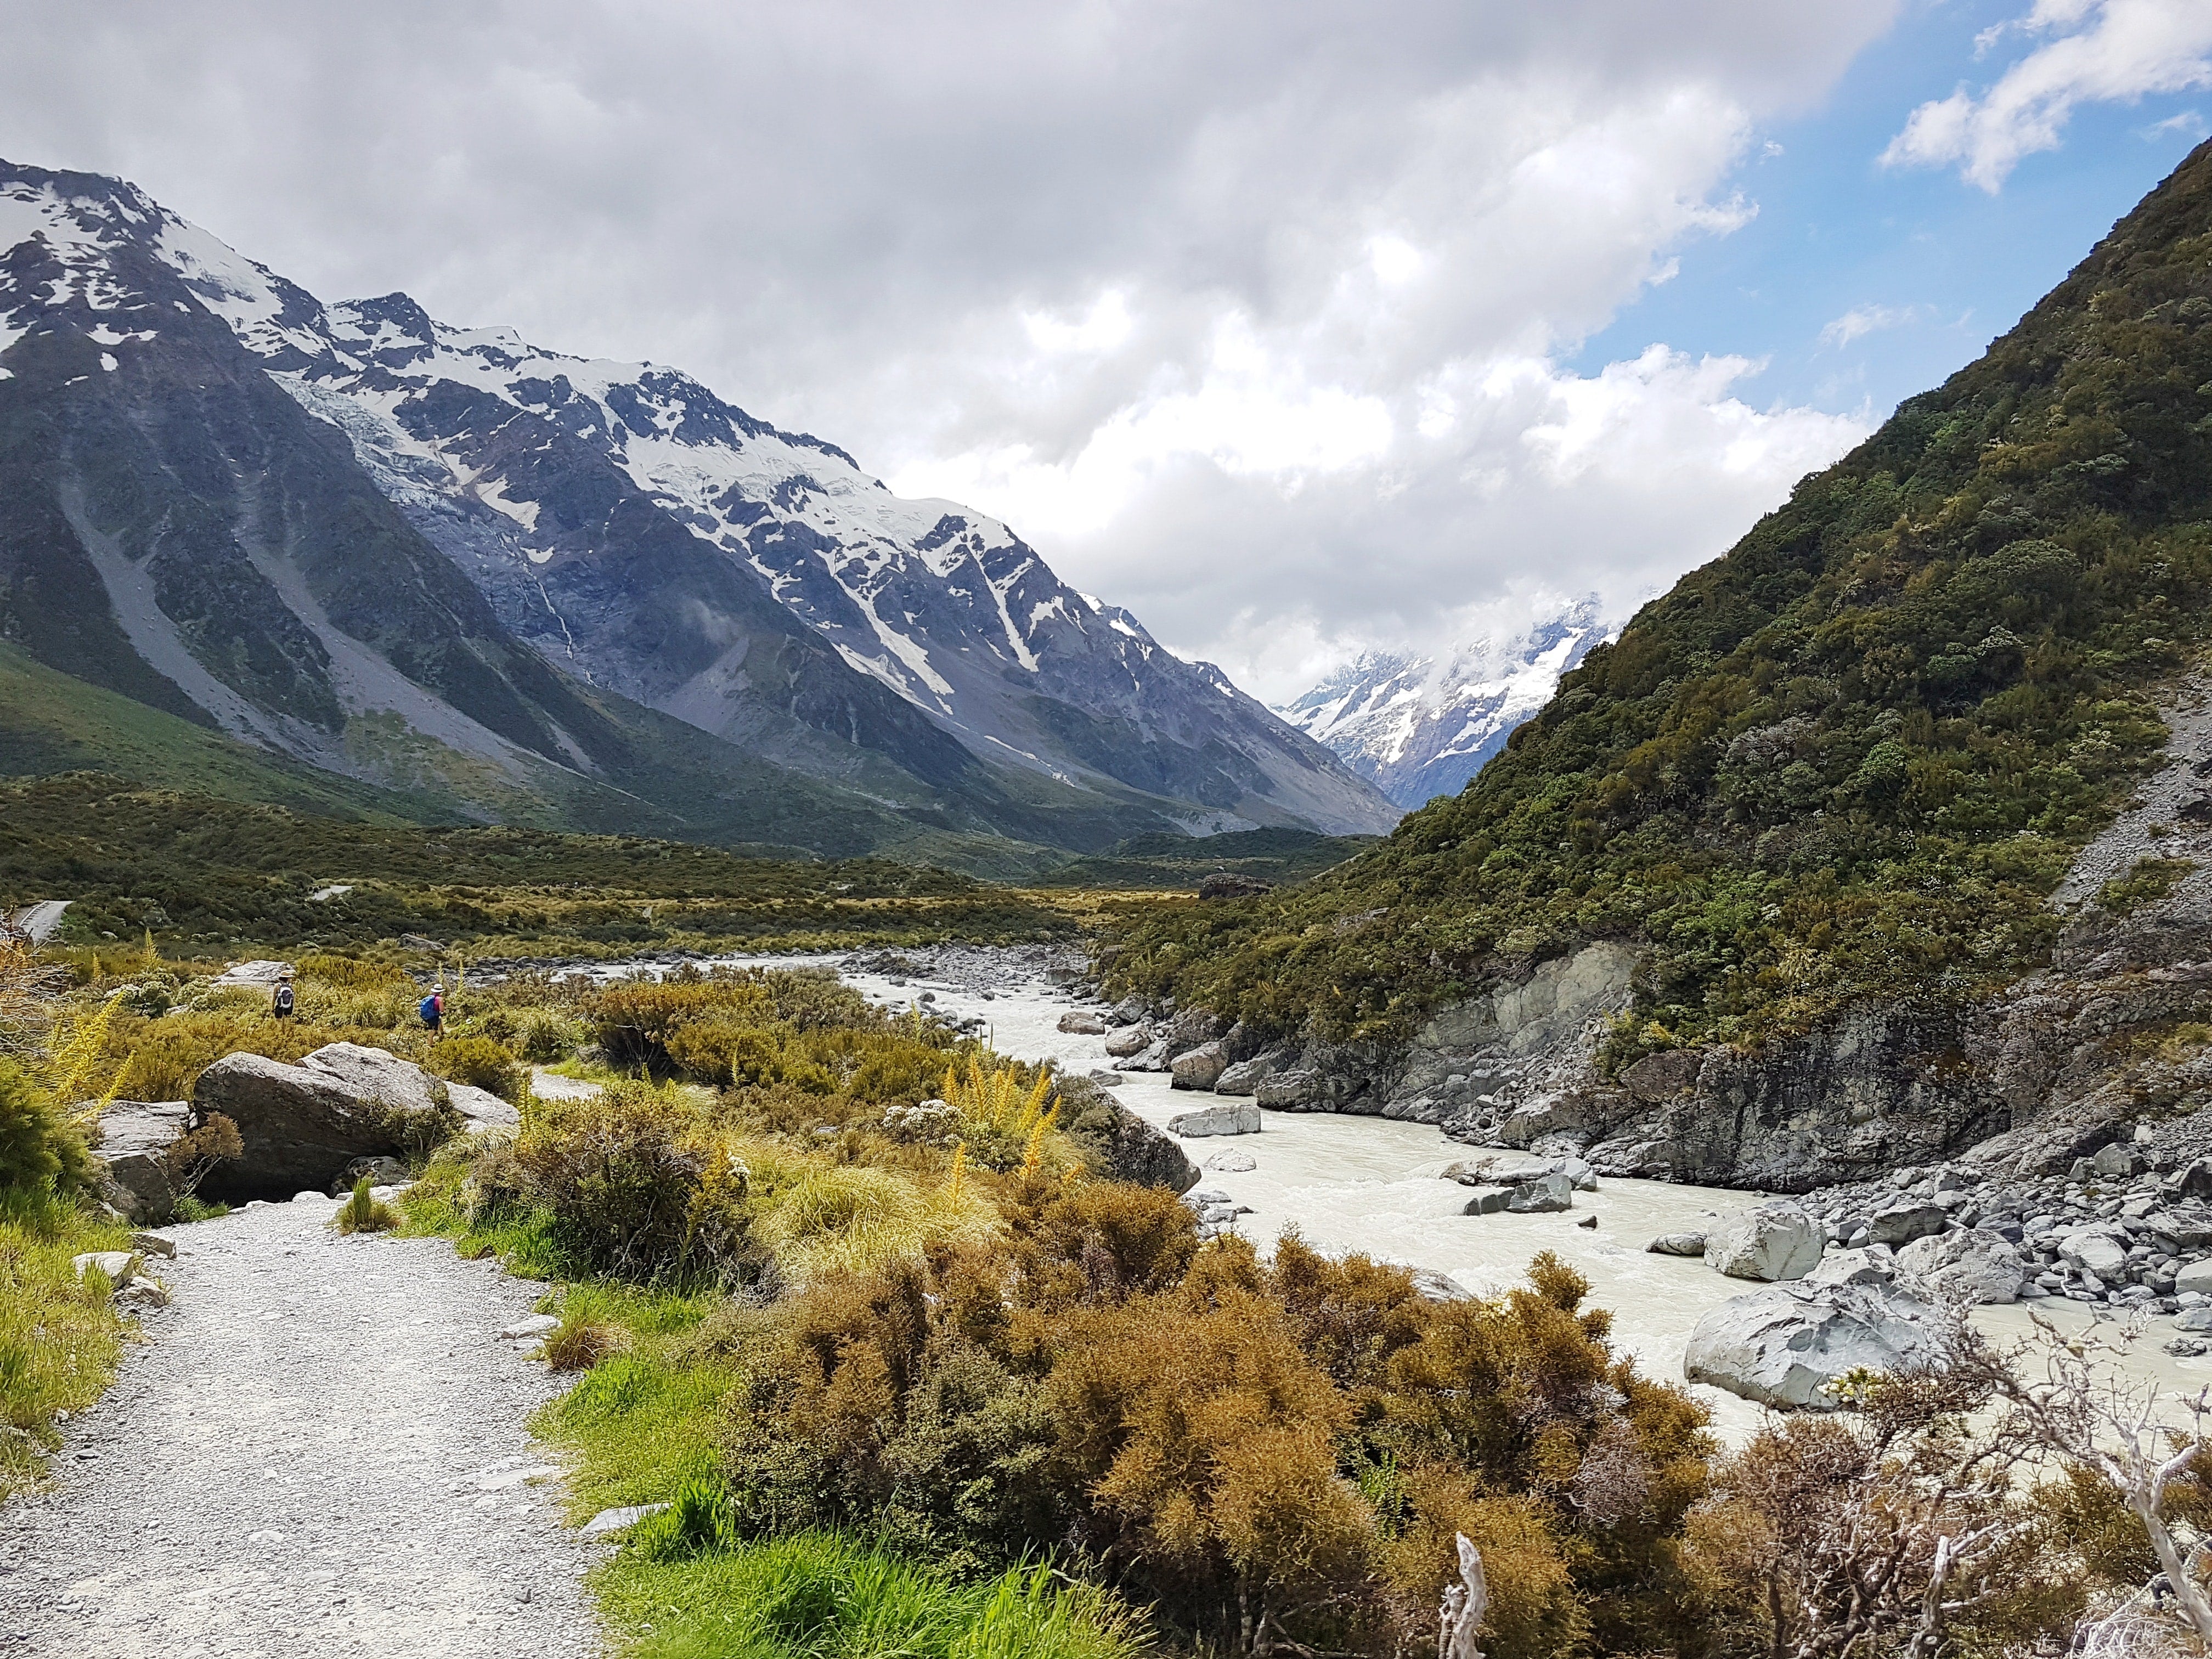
left=1108, top=996, right=1148, bottom=1026
left=1103, top=1025, right=1154, bottom=1059
left=1057, top=1012, right=1107, bottom=1035
left=2174, top=1305, right=2212, bottom=1333
left=210, top=960, right=292, bottom=989
left=1463, top=1188, right=1511, bottom=1216
left=89, top=1098, right=191, bottom=1224
left=300, top=1042, right=516, bottom=1136
left=1203, top=1149, right=1257, bottom=1173
left=1646, top=1232, right=1707, bottom=1257
left=501, top=1314, right=561, bottom=1340
left=1894, top=1231, right=2027, bottom=1304
left=1706, top=1203, right=1824, bottom=1282
left=1805, top=1248, right=1895, bottom=1289
left=128, top=1232, right=177, bottom=1259
left=114, top=1276, right=171, bottom=1312
left=1213, top=1057, right=1277, bottom=1097
left=1618, top=1048, right=1703, bottom=1102
left=1410, top=1269, right=1472, bottom=1302
left=1504, top=1170, right=1574, bottom=1214
left=2061, top=1231, right=2128, bottom=1277
left=1684, top=1284, right=1937, bottom=1409
left=1170, top=1041, right=1231, bottom=1091
left=1256, top=1069, right=1319, bottom=1108
left=2175, top=1259, right=2212, bottom=1297
left=1085, top=1069, right=1126, bottom=1087
left=1867, top=1203, right=1950, bottom=1247
left=581, top=1503, right=669, bottom=1539
left=191, top=1051, right=450, bottom=1200
left=1167, top=1102, right=1261, bottom=1138
left=1066, top=1094, right=1199, bottom=1194
left=74, top=1250, right=144, bottom=1284
left=2093, top=1142, right=2143, bottom=1180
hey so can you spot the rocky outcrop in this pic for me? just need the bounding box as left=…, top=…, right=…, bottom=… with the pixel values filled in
left=1684, top=1284, right=1937, bottom=1408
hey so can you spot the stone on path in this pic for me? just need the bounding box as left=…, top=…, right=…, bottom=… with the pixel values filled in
left=582, top=1504, right=670, bottom=1539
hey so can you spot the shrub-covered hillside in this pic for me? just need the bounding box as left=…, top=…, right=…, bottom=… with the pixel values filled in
left=1108, top=140, right=2212, bottom=1057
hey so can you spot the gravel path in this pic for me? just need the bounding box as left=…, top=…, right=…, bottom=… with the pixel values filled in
left=0, top=1197, right=603, bottom=1657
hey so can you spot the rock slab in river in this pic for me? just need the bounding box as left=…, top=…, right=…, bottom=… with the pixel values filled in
left=1170, top=1041, right=1231, bottom=1090
left=1168, top=1102, right=1261, bottom=1137
left=1684, top=1284, right=1937, bottom=1409
left=1705, top=1202, right=1823, bottom=1282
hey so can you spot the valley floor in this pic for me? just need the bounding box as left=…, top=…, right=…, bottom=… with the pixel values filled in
left=0, top=1197, right=599, bottom=1658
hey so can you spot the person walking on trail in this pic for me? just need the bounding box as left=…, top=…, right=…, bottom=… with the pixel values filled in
left=419, top=988, right=444, bottom=1034
left=271, top=968, right=296, bottom=1022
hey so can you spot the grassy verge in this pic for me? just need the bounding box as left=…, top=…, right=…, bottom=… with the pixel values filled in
left=0, top=1183, right=133, bottom=1499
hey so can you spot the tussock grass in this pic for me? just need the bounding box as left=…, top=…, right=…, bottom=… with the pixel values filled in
left=0, top=1183, right=131, bottom=1498
left=598, top=1527, right=1147, bottom=1659
left=331, top=1177, right=399, bottom=1235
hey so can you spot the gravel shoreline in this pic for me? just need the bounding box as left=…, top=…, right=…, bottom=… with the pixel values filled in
left=0, top=1197, right=601, bottom=1658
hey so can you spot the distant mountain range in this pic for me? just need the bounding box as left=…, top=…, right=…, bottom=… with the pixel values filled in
left=1279, top=599, right=1606, bottom=807
left=0, top=160, right=1397, bottom=867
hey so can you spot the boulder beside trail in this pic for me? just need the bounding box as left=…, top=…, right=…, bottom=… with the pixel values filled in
left=190, top=1041, right=510, bottom=1200
left=1684, top=1284, right=1937, bottom=1409
left=1706, top=1203, right=1824, bottom=1282
left=1168, top=1102, right=1261, bottom=1138
left=89, top=1098, right=191, bottom=1224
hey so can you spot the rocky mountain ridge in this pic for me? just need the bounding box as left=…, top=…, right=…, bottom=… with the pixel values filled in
left=0, top=159, right=1395, bottom=854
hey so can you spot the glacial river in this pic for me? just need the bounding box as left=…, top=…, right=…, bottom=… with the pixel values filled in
left=614, top=951, right=2212, bottom=1440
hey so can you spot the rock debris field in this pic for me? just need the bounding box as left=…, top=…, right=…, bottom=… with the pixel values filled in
left=0, top=1196, right=601, bottom=1658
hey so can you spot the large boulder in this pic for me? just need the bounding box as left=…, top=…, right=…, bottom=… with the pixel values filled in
left=1894, top=1230, right=2027, bottom=1305
left=1706, top=1203, right=1824, bottom=1282
left=1256, top=1069, right=1318, bottom=1108
left=296, top=1043, right=515, bottom=1133
left=1168, top=1102, right=1261, bottom=1138
left=1070, top=1097, right=1199, bottom=1194
left=1159, top=1008, right=1224, bottom=1062
left=88, top=1099, right=191, bottom=1224
left=1057, top=1012, right=1108, bottom=1035
left=2059, top=1229, right=2128, bottom=1278
left=1646, top=1232, right=1707, bottom=1257
left=1685, top=1284, right=1937, bottom=1409
left=1170, top=1042, right=1231, bottom=1091
left=189, top=1042, right=500, bottom=1200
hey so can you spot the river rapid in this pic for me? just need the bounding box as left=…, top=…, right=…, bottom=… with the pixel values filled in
left=569, top=948, right=2212, bottom=1440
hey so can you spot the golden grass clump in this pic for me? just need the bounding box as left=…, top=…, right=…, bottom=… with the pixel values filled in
left=331, top=1177, right=399, bottom=1235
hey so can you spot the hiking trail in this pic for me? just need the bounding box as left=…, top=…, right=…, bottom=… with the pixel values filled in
left=0, top=1197, right=601, bottom=1658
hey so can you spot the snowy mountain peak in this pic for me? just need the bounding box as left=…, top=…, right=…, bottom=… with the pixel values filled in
left=1282, top=599, right=1607, bottom=808
left=0, top=157, right=1397, bottom=837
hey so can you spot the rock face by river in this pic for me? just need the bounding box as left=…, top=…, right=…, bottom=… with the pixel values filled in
left=1118, top=680, right=2212, bottom=1195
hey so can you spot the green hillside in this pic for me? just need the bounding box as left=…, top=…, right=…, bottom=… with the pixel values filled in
left=1107, top=139, right=2212, bottom=1059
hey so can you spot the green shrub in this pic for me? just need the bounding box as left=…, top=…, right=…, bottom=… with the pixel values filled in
left=517, top=1009, right=582, bottom=1063
left=0, top=1058, right=92, bottom=1195
left=427, top=1035, right=526, bottom=1103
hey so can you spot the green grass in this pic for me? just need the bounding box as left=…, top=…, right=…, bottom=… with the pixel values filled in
left=539, top=1348, right=740, bottom=1518
left=0, top=1182, right=132, bottom=1499
left=597, top=1528, right=1147, bottom=1659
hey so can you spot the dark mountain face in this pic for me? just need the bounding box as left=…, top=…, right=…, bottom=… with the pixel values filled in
left=1112, top=138, right=2212, bottom=1059
left=0, top=160, right=1398, bottom=855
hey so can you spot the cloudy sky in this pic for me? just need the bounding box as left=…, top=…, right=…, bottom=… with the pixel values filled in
left=4, top=1, right=2210, bottom=701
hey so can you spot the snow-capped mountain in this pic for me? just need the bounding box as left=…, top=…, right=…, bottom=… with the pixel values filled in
left=1280, top=600, right=1606, bottom=808
left=0, top=160, right=1397, bottom=842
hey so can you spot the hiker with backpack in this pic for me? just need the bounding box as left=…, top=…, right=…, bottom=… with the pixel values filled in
left=271, top=968, right=296, bottom=1021
left=420, top=988, right=444, bottom=1034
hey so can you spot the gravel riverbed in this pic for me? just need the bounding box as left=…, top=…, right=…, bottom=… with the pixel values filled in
left=0, top=1197, right=600, bottom=1658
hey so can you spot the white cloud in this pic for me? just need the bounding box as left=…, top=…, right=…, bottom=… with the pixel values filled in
left=0, top=0, right=1900, bottom=702
left=1819, top=302, right=1927, bottom=347
left=1886, top=0, right=2212, bottom=190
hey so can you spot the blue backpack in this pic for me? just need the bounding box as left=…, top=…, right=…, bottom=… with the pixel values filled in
left=419, top=994, right=440, bottom=1024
